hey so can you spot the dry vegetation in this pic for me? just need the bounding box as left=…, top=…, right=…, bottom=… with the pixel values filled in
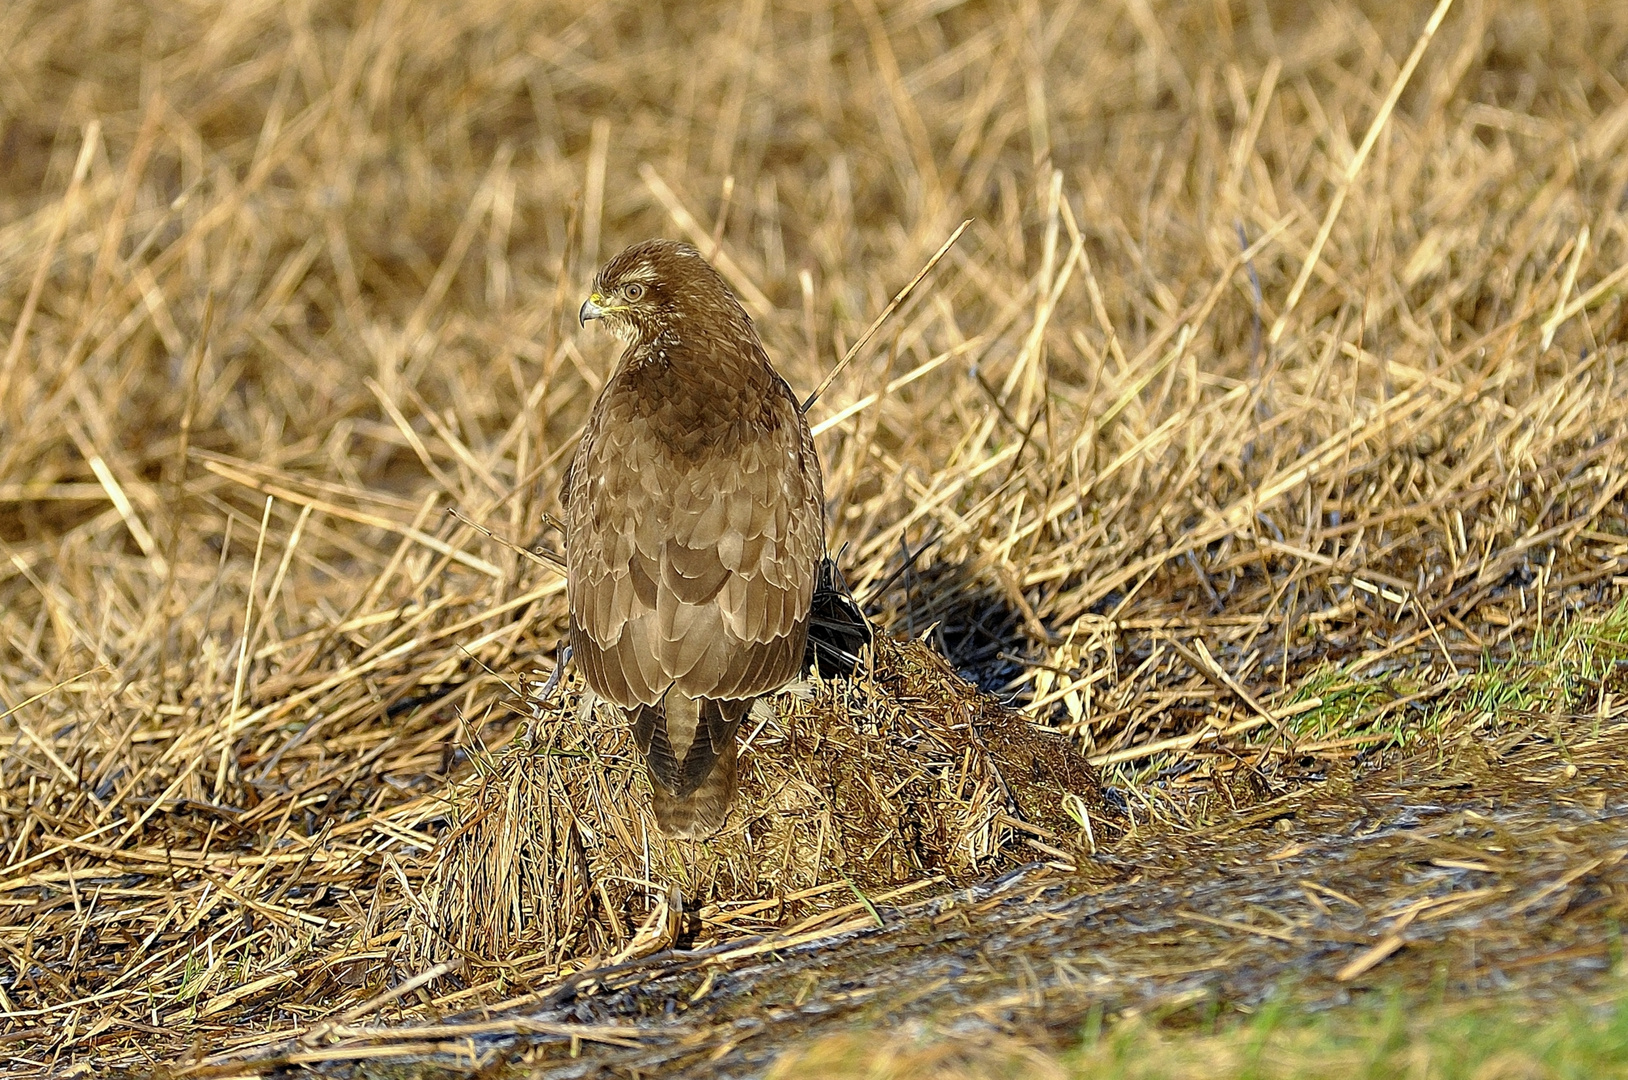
left=2, top=0, right=1627, bottom=1073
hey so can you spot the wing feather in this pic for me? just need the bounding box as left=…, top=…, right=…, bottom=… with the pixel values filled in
left=664, top=607, right=721, bottom=680
left=663, top=540, right=729, bottom=604
left=618, top=619, right=667, bottom=704
left=689, top=500, right=726, bottom=547
left=566, top=333, right=823, bottom=708
left=629, top=553, right=659, bottom=608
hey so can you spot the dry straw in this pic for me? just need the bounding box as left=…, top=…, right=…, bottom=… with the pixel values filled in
left=400, top=634, right=1109, bottom=978
left=1, top=0, right=1627, bottom=1071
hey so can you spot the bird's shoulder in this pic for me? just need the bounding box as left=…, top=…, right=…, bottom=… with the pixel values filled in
left=586, top=330, right=805, bottom=459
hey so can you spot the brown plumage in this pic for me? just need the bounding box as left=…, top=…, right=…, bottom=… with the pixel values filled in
left=565, top=239, right=824, bottom=838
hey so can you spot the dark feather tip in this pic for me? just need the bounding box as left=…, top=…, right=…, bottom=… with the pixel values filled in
left=803, top=556, right=873, bottom=678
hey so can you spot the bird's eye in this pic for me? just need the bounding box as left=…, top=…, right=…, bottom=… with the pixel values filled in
left=624, top=282, right=646, bottom=301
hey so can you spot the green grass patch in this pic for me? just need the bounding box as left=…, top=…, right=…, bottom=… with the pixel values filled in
left=768, top=984, right=1628, bottom=1079
left=1280, top=596, right=1628, bottom=754
left=1063, top=983, right=1628, bottom=1079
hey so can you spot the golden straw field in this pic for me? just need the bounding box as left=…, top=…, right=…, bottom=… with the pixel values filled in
left=2, top=0, right=1627, bottom=1074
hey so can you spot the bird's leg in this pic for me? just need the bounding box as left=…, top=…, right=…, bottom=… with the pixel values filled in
left=520, top=643, right=573, bottom=749
left=534, top=642, right=573, bottom=703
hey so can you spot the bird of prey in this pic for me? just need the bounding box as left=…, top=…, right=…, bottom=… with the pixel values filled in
left=567, top=239, right=824, bottom=838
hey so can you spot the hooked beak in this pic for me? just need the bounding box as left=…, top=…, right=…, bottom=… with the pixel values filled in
left=579, top=295, right=605, bottom=326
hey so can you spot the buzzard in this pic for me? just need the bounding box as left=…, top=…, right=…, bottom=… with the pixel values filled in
left=567, top=239, right=824, bottom=837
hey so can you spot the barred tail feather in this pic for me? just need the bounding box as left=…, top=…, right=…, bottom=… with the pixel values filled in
left=631, top=693, right=750, bottom=838
left=650, top=736, right=738, bottom=838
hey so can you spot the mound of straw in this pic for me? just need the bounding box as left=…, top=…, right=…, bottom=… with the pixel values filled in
left=401, top=632, right=1111, bottom=976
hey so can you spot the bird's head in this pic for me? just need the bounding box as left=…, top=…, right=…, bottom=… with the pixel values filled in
left=579, top=239, right=750, bottom=343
